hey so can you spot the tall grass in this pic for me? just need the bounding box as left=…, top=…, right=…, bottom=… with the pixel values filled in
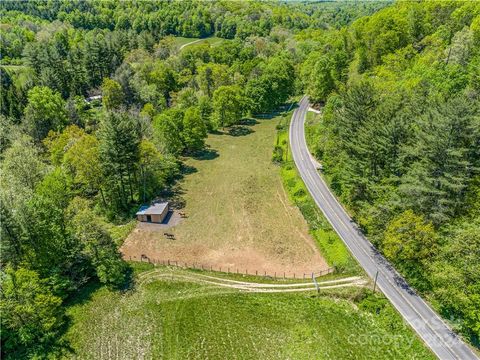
left=63, top=264, right=434, bottom=359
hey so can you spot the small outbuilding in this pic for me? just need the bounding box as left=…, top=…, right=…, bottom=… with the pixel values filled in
left=136, top=202, right=169, bottom=223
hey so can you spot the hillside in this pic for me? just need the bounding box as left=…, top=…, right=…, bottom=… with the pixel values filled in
left=63, top=264, right=434, bottom=360
left=300, top=1, right=480, bottom=347
left=1, top=0, right=478, bottom=359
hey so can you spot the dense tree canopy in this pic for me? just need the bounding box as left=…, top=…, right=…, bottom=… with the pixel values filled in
left=303, top=0, right=480, bottom=345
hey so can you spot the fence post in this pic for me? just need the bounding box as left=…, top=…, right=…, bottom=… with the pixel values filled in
left=293, top=273, right=295, bottom=279
left=228, top=267, right=230, bottom=274
left=168, top=259, right=170, bottom=266
left=312, top=273, right=320, bottom=297
left=274, top=272, right=276, bottom=280
left=256, top=270, right=258, bottom=276
left=283, top=272, right=285, bottom=279
left=303, top=273, right=305, bottom=280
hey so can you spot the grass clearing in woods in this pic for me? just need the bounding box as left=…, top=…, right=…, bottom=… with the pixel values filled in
left=174, top=36, right=225, bottom=49
left=63, top=263, right=434, bottom=360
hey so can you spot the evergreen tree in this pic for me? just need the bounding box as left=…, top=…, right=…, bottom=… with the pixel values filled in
left=98, top=112, right=140, bottom=212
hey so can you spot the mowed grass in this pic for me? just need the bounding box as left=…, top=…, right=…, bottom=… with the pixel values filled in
left=63, top=264, right=434, bottom=360
left=275, top=114, right=359, bottom=274
left=173, top=117, right=326, bottom=271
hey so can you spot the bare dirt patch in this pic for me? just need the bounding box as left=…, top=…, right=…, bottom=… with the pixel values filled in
left=121, top=117, right=328, bottom=277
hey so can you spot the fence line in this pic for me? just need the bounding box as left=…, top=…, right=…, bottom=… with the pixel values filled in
left=128, top=255, right=335, bottom=279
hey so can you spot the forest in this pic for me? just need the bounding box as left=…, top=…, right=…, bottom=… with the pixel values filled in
left=302, top=0, right=480, bottom=348
left=0, top=0, right=479, bottom=358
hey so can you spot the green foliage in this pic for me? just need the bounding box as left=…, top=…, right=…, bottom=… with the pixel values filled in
left=301, top=54, right=338, bottom=103
left=3, top=0, right=473, bottom=355
left=303, top=0, right=480, bottom=345
left=101, top=78, right=124, bottom=110
left=63, top=133, right=103, bottom=196
left=383, top=210, right=436, bottom=289
left=98, top=111, right=141, bottom=213
left=67, top=198, right=129, bottom=288
left=430, top=218, right=480, bottom=343
left=246, top=56, right=295, bottom=113
left=196, top=62, right=230, bottom=98
left=182, top=107, right=207, bottom=153
left=399, top=95, right=479, bottom=225
left=153, top=109, right=185, bottom=155
left=1, top=267, right=64, bottom=357
left=212, top=85, right=246, bottom=128
left=138, top=139, right=179, bottom=202
left=272, top=145, right=283, bottom=164
left=24, top=86, right=67, bottom=142
left=43, top=124, right=85, bottom=165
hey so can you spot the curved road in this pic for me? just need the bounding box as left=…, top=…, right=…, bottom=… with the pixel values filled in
left=289, top=96, right=478, bottom=360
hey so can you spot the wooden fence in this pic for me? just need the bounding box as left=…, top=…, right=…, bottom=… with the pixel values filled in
left=128, top=255, right=335, bottom=280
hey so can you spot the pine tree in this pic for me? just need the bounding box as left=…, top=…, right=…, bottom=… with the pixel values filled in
left=98, top=112, right=140, bottom=212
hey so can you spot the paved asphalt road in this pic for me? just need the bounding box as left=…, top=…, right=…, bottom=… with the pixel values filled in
left=289, top=96, right=478, bottom=360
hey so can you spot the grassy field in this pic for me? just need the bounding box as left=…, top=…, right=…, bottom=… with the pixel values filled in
left=62, top=263, right=434, bottom=360
left=122, top=116, right=328, bottom=277
left=274, top=114, right=359, bottom=274
left=174, top=36, right=225, bottom=49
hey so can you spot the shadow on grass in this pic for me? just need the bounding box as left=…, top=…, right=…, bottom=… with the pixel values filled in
left=238, top=118, right=259, bottom=126
left=228, top=125, right=254, bottom=137
left=191, top=147, right=219, bottom=160
left=180, top=163, right=198, bottom=175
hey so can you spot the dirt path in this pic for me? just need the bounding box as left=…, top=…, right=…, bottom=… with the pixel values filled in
left=179, top=38, right=204, bottom=50
left=138, top=268, right=368, bottom=293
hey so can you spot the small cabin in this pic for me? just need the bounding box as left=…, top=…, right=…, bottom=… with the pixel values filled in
left=136, top=202, right=169, bottom=223
left=85, top=95, right=102, bottom=103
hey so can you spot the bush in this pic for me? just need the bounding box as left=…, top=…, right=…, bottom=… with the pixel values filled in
left=293, top=188, right=306, bottom=197
left=272, top=145, right=284, bottom=164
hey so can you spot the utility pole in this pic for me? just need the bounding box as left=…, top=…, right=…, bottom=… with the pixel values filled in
left=373, top=270, right=379, bottom=292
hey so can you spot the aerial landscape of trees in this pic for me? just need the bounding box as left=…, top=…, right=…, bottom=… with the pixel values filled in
left=1, top=0, right=479, bottom=358
left=302, top=1, right=480, bottom=346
